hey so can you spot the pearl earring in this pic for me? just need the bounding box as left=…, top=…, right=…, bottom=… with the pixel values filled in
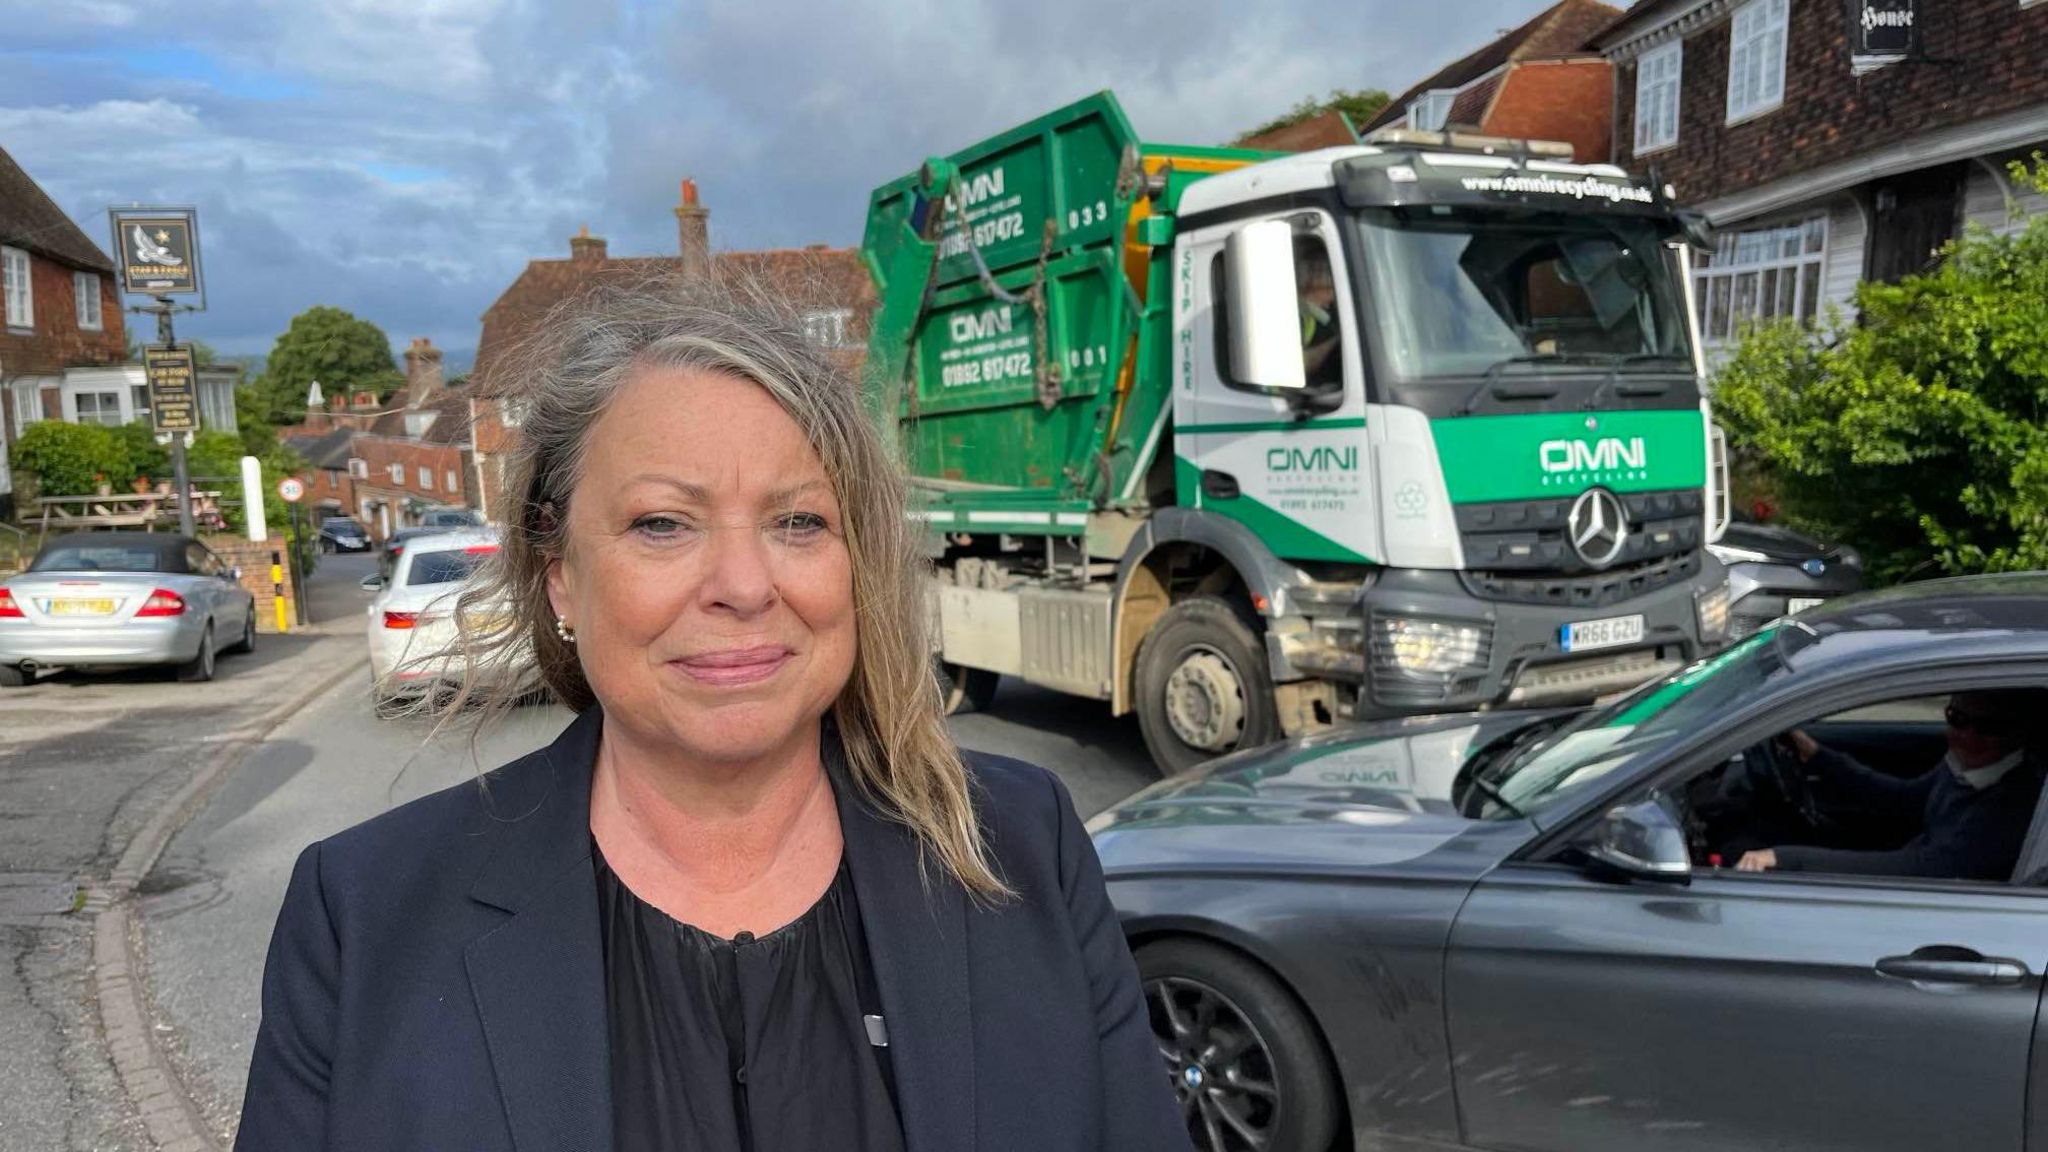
left=554, top=616, right=576, bottom=644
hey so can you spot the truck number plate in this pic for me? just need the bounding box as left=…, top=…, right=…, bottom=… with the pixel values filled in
left=1786, top=597, right=1825, bottom=614
left=1560, top=614, right=1645, bottom=653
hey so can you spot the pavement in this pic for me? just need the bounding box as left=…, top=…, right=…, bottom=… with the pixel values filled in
left=0, top=546, right=373, bottom=1152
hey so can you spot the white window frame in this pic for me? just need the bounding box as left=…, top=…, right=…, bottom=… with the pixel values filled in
left=388, top=462, right=405, bottom=484
left=497, top=397, right=526, bottom=428
left=444, top=470, right=458, bottom=493
left=1634, top=42, right=1683, bottom=155
left=72, top=391, right=124, bottom=427
left=3, top=247, right=32, bottom=330
left=1692, top=214, right=1828, bottom=345
left=418, top=465, right=432, bottom=490
left=1726, top=0, right=1789, bottom=124
left=1407, top=90, right=1457, bottom=132
left=74, top=272, right=102, bottom=331
left=130, top=384, right=151, bottom=424
left=11, top=380, right=44, bottom=429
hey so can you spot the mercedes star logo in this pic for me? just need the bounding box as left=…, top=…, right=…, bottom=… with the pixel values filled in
left=1568, top=487, right=1629, bottom=568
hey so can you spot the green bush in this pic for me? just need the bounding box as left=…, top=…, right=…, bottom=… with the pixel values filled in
left=111, top=422, right=171, bottom=487
left=11, top=422, right=130, bottom=497
left=1713, top=156, right=2048, bottom=584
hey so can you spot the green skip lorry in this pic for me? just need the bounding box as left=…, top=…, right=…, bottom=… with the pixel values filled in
left=861, top=92, right=1733, bottom=774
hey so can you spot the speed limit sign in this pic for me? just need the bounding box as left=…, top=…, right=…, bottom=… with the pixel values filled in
left=277, top=477, right=306, bottom=503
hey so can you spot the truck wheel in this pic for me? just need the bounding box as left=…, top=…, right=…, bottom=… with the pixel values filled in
left=1135, top=596, right=1279, bottom=775
left=1137, top=938, right=1341, bottom=1152
left=936, top=660, right=1000, bottom=715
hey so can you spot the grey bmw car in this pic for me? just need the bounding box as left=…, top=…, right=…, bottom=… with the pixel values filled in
left=1093, top=574, right=2048, bottom=1152
left=0, top=532, right=258, bottom=686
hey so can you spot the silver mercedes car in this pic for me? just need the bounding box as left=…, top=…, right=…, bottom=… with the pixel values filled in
left=0, top=531, right=258, bottom=686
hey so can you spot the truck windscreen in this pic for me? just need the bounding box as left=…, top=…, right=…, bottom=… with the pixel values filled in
left=1356, top=208, right=1692, bottom=381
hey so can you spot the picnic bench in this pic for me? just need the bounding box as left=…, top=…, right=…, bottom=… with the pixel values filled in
left=31, top=492, right=227, bottom=542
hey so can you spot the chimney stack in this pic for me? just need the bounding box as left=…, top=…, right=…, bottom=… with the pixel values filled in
left=675, top=179, right=710, bottom=281
left=402, top=337, right=445, bottom=408
left=569, top=224, right=608, bottom=264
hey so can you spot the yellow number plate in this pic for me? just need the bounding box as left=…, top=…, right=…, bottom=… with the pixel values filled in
left=51, top=598, right=117, bottom=616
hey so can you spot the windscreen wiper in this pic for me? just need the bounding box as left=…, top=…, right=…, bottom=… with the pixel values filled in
left=1464, top=774, right=1528, bottom=821
left=1583, top=353, right=1692, bottom=411
left=1458, top=353, right=1580, bottom=416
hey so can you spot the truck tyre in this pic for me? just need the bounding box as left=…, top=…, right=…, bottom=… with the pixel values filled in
left=1135, top=596, right=1279, bottom=775
left=1136, top=938, right=1341, bottom=1152
left=936, top=660, right=1000, bottom=715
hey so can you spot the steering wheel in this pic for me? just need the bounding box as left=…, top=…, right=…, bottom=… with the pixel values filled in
left=1743, top=734, right=1826, bottom=831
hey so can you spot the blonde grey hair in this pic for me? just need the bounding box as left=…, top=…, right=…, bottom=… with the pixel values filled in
left=442, top=268, right=1009, bottom=898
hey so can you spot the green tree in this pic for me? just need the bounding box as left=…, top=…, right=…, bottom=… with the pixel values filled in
left=11, top=422, right=130, bottom=497
left=253, top=305, right=399, bottom=423
left=1714, top=155, right=2048, bottom=584
left=1238, top=89, right=1392, bottom=144
left=111, top=422, right=170, bottom=487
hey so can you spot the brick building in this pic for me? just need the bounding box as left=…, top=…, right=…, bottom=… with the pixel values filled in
left=1594, top=0, right=2048, bottom=348
left=467, top=179, right=876, bottom=522
left=0, top=144, right=128, bottom=516
left=282, top=338, right=474, bottom=539
left=1354, top=0, right=1625, bottom=163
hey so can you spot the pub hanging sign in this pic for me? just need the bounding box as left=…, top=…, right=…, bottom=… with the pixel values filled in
left=108, top=207, right=204, bottom=302
left=1847, top=0, right=1918, bottom=71
left=143, top=344, right=200, bottom=434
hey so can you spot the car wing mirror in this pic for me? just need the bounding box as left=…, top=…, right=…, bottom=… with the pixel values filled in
left=1580, top=796, right=1692, bottom=884
left=359, top=574, right=386, bottom=592
left=228, top=566, right=242, bottom=581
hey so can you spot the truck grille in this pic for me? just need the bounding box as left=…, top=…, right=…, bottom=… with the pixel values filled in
left=1461, top=549, right=1703, bottom=609
left=1456, top=489, right=1703, bottom=575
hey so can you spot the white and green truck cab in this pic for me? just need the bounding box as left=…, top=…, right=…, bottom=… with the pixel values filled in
left=862, top=92, right=1732, bottom=774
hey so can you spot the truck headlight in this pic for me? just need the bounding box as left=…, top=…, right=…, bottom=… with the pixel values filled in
left=1373, top=617, right=1490, bottom=675
left=1695, top=582, right=1732, bottom=644
left=1706, top=542, right=1769, bottom=565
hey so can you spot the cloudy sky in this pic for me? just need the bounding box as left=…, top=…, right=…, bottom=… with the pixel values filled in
left=2, top=0, right=1556, bottom=366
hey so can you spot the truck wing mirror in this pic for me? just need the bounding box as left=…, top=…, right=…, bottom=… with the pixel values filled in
left=1224, top=221, right=1307, bottom=393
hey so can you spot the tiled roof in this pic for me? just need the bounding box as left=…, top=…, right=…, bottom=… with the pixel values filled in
left=284, top=426, right=358, bottom=471
left=0, top=145, right=115, bottom=272
left=1360, top=0, right=1623, bottom=132
left=473, top=245, right=875, bottom=396
left=1447, top=74, right=1506, bottom=127
left=365, top=386, right=473, bottom=446
left=1235, top=109, right=1360, bottom=153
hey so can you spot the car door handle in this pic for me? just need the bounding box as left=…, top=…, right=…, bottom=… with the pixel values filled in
left=1200, top=470, right=1240, bottom=500
left=1876, top=947, right=2028, bottom=987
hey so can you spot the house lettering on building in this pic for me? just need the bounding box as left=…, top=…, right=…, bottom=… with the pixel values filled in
left=1591, top=0, right=2048, bottom=348
left=466, top=179, right=877, bottom=521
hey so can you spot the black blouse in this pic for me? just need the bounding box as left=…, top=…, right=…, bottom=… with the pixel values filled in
left=595, top=846, right=905, bottom=1152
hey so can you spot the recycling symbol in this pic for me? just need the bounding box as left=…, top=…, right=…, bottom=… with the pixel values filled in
left=1394, top=483, right=1428, bottom=519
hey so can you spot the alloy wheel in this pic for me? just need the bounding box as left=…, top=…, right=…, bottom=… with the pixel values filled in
left=1146, top=975, right=1281, bottom=1151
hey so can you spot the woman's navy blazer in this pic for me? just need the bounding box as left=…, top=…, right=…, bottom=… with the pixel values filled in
left=236, top=707, right=1190, bottom=1152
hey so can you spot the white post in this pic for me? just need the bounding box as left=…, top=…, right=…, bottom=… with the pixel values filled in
left=241, top=456, right=269, bottom=542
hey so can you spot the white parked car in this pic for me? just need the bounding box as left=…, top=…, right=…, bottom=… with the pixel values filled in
left=360, top=529, right=531, bottom=712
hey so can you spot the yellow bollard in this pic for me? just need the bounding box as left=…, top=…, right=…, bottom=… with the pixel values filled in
left=271, top=551, right=289, bottom=634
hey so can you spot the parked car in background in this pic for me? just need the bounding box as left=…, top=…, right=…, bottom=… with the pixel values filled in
left=1709, top=517, right=1864, bottom=638
left=378, top=526, right=443, bottom=584
left=418, top=506, right=483, bottom=530
left=319, top=517, right=372, bottom=553
left=0, top=532, right=258, bottom=687
left=361, top=529, right=531, bottom=712
left=1093, top=575, right=2048, bottom=1152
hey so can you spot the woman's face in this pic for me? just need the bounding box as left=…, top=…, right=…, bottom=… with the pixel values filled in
left=548, top=366, right=857, bottom=768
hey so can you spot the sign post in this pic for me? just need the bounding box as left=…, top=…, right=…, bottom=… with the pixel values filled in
left=111, top=206, right=206, bottom=538
left=278, top=477, right=309, bottom=627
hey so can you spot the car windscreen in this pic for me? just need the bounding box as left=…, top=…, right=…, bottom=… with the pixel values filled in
left=1356, top=207, right=1693, bottom=380
left=405, top=548, right=489, bottom=586
left=1474, top=627, right=1795, bottom=818
left=30, top=546, right=168, bottom=573
left=322, top=520, right=361, bottom=532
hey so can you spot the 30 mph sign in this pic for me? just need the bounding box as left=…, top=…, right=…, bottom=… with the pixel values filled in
left=277, top=477, right=306, bottom=503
